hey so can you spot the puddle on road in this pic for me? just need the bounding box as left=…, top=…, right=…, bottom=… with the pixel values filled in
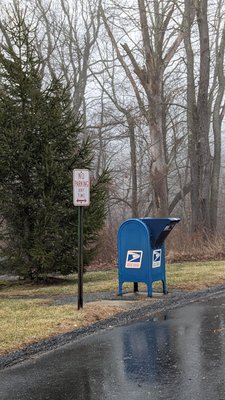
left=1, top=294, right=225, bottom=400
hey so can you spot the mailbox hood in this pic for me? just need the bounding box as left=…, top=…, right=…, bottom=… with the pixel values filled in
left=140, top=218, right=180, bottom=248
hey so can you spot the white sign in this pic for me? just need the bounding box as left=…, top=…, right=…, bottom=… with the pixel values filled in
left=152, top=249, right=161, bottom=268
left=73, top=169, right=90, bottom=206
left=125, top=250, right=143, bottom=269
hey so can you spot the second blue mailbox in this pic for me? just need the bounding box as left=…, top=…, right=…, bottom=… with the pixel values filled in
left=118, top=218, right=180, bottom=297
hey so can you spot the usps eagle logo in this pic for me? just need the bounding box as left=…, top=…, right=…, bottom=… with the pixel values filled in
left=125, top=250, right=143, bottom=268
left=152, top=249, right=161, bottom=268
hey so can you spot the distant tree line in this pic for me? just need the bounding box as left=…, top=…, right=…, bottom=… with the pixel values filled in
left=9, top=0, right=222, bottom=234
left=0, top=0, right=225, bottom=275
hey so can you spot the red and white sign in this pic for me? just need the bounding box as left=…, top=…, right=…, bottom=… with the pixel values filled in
left=73, top=169, right=90, bottom=206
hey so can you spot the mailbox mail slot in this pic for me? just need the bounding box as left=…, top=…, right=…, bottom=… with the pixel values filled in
left=118, top=218, right=180, bottom=297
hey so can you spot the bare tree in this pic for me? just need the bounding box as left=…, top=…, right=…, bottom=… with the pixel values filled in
left=100, top=0, right=191, bottom=217
left=210, top=1, right=225, bottom=231
left=184, top=0, right=225, bottom=231
left=31, top=0, right=101, bottom=119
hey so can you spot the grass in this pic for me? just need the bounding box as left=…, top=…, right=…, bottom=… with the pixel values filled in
left=1, top=260, right=225, bottom=356
left=0, top=298, right=123, bottom=356
left=0, top=270, right=118, bottom=298
left=167, top=260, right=225, bottom=290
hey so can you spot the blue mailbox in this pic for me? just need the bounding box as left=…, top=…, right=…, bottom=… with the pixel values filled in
left=118, top=218, right=180, bottom=297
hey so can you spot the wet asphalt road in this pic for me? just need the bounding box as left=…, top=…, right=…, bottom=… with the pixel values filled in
left=1, top=292, right=225, bottom=400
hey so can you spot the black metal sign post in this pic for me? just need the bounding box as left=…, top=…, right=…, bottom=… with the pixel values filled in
left=77, top=206, right=84, bottom=310
left=73, top=169, right=90, bottom=311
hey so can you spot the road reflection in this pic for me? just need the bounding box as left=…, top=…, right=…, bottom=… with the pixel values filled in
left=122, top=315, right=180, bottom=383
left=120, top=298, right=225, bottom=399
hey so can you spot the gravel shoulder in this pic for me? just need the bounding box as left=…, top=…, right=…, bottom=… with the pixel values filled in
left=1, top=284, right=225, bottom=371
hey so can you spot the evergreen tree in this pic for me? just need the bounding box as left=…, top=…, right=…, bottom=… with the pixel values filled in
left=0, top=12, right=109, bottom=279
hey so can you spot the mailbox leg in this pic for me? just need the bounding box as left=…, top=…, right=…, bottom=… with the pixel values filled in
left=118, top=280, right=123, bottom=296
left=147, top=284, right=152, bottom=297
left=134, top=282, right=138, bottom=293
left=162, top=279, right=168, bottom=295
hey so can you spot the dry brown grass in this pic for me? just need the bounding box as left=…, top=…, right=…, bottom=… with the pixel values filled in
left=167, top=261, right=225, bottom=290
left=0, top=299, right=124, bottom=356
left=166, top=228, right=225, bottom=262
left=94, top=225, right=225, bottom=265
left=0, top=270, right=118, bottom=298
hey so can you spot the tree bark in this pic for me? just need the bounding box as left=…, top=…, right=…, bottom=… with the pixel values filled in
left=210, top=20, right=225, bottom=231
left=196, top=0, right=211, bottom=229
left=184, top=0, right=211, bottom=231
left=127, top=115, right=139, bottom=218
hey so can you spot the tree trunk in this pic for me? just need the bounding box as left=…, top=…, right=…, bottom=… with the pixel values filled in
left=127, top=115, right=139, bottom=218
left=210, top=21, right=225, bottom=231
left=147, top=74, right=168, bottom=216
left=184, top=0, right=211, bottom=231
left=196, top=0, right=211, bottom=229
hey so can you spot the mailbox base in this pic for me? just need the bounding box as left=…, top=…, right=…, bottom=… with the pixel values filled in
left=118, top=279, right=168, bottom=298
